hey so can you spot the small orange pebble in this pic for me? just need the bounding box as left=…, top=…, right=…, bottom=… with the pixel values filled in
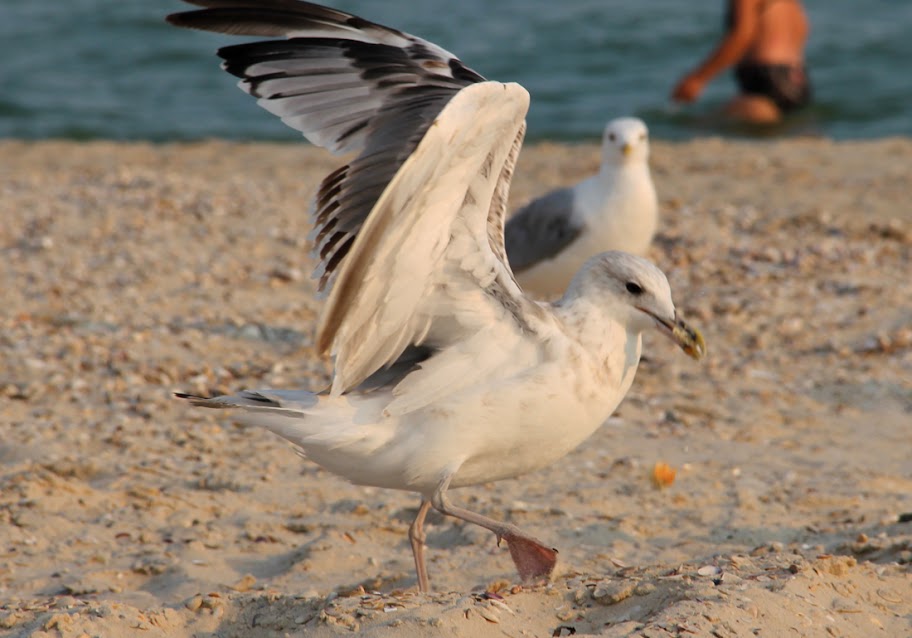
left=652, top=462, right=676, bottom=488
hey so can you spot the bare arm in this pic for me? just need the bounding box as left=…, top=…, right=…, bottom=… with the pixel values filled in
left=671, top=0, right=760, bottom=102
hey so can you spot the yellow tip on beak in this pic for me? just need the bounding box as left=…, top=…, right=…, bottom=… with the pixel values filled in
left=621, top=143, right=632, bottom=156
left=672, top=318, right=706, bottom=360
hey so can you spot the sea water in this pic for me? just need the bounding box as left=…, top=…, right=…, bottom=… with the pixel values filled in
left=2, top=0, right=910, bottom=142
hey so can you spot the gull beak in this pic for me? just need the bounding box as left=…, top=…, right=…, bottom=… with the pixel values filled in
left=621, top=143, right=632, bottom=157
left=640, top=309, right=706, bottom=360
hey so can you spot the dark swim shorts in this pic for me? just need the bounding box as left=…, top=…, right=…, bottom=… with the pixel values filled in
left=734, top=63, right=812, bottom=113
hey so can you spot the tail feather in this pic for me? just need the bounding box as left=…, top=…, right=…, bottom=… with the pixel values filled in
left=175, top=389, right=318, bottom=414
left=175, top=389, right=388, bottom=454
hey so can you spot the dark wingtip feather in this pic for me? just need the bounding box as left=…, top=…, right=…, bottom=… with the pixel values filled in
left=166, top=8, right=302, bottom=36
left=166, top=1, right=381, bottom=37
left=174, top=392, right=204, bottom=399
left=174, top=391, right=217, bottom=407
left=165, top=12, right=188, bottom=27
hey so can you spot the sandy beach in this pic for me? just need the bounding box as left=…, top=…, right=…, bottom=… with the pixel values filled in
left=1, top=137, right=910, bottom=637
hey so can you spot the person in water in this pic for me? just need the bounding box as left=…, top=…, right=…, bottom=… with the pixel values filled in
left=671, top=0, right=811, bottom=124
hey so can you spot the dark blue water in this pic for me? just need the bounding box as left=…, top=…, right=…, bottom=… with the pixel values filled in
left=2, top=0, right=910, bottom=142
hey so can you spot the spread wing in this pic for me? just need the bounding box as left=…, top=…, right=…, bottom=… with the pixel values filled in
left=504, top=187, right=584, bottom=272
left=319, top=81, right=544, bottom=394
left=168, top=0, right=485, bottom=290
left=169, top=1, right=548, bottom=395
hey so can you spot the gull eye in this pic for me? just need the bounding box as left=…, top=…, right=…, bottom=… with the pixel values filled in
left=625, top=282, right=644, bottom=295
left=608, top=133, right=616, bottom=142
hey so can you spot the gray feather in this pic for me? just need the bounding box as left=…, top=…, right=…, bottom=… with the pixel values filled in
left=176, top=389, right=318, bottom=415
left=504, top=188, right=583, bottom=272
left=354, top=345, right=434, bottom=393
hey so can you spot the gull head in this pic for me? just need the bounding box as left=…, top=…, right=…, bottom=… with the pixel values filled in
left=602, top=117, right=650, bottom=165
left=567, top=251, right=706, bottom=360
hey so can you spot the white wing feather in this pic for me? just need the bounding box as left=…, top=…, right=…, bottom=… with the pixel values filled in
left=318, top=82, right=534, bottom=394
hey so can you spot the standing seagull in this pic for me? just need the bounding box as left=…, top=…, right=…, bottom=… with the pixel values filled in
left=506, top=117, right=658, bottom=298
left=168, top=0, right=705, bottom=592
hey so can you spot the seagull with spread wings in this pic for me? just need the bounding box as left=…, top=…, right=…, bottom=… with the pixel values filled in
left=168, top=0, right=705, bottom=592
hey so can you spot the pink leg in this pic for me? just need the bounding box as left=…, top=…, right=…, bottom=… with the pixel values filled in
left=408, top=499, right=432, bottom=592
left=430, top=477, right=557, bottom=583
